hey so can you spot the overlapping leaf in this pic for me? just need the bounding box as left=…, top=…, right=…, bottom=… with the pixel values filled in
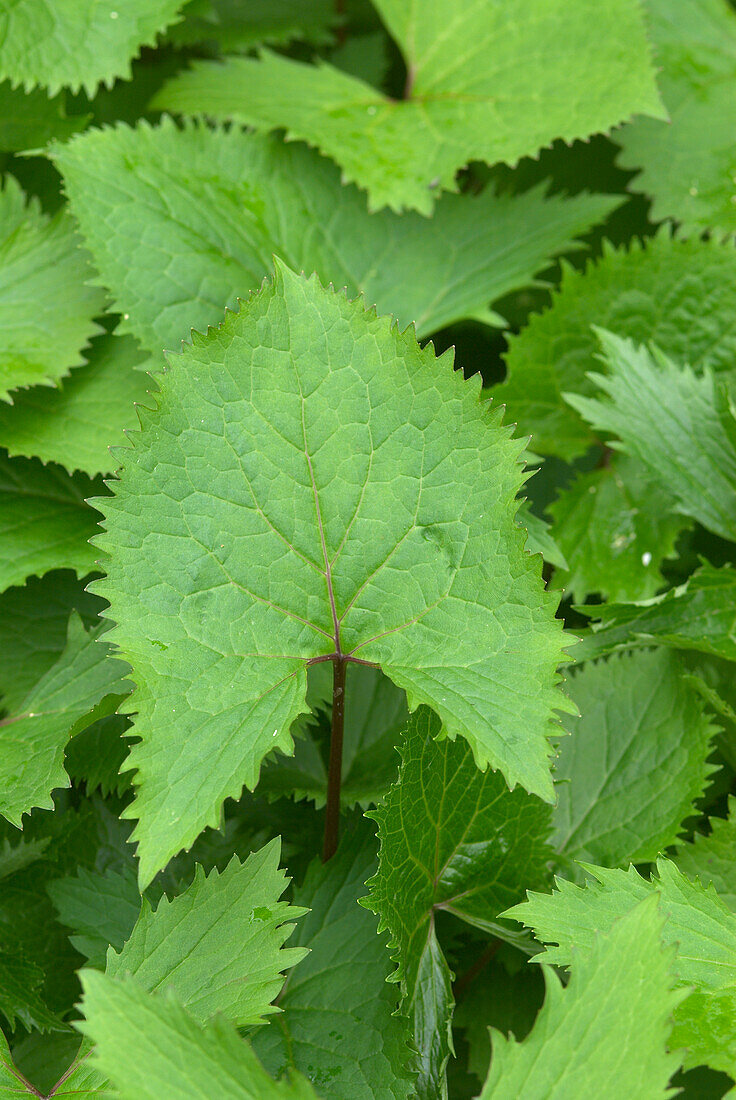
left=53, top=119, right=618, bottom=359
left=49, top=866, right=141, bottom=968
left=79, top=972, right=319, bottom=1100
left=0, top=333, right=154, bottom=476
left=480, top=898, right=683, bottom=1099
left=553, top=650, right=719, bottom=868
left=0, top=81, right=87, bottom=151
left=252, top=828, right=414, bottom=1099
left=675, top=797, right=736, bottom=912
left=260, top=665, right=408, bottom=807
left=507, top=859, right=736, bottom=1074
left=168, top=0, right=336, bottom=51
left=0, top=176, right=105, bottom=401
left=0, top=615, right=131, bottom=826
left=574, top=563, right=736, bottom=663
left=0, top=569, right=101, bottom=712
left=108, top=839, right=306, bottom=1027
left=547, top=455, right=687, bottom=603
left=496, top=232, right=736, bottom=459
left=0, top=453, right=104, bottom=593
left=364, top=707, right=552, bottom=1096
left=152, top=0, right=662, bottom=213
left=567, top=331, right=736, bottom=542
left=617, top=0, right=736, bottom=237
left=93, top=264, right=570, bottom=885
left=0, top=0, right=185, bottom=96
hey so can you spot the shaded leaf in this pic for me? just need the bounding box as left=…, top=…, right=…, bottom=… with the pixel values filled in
left=49, top=866, right=141, bottom=969
left=0, top=614, right=131, bottom=826
left=0, top=332, right=154, bottom=476
left=0, top=176, right=104, bottom=401
left=553, top=649, right=719, bottom=867
left=496, top=232, right=736, bottom=459
left=675, top=797, right=736, bottom=912
left=573, top=563, right=736, bottom=663
left=567, top=331, right=736, bottom=542
left=547, top=455, right=687, bottom=602
left=252, top=826, right=414, bottom=1099
left=617, top=0, right=736, bottom=237
left=0, top=81, right=88, bottom=151
left=52, top=120, right=619, bottom=356
left=153, top=0, right=662, bottom=213
left=0, top=453, right=103, bottom=593
left=364, top=707, right=552, bottom=1096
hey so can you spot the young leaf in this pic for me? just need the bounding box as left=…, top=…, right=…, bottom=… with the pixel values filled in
left=167, top=0, right=337, bottom=51
left=0, top=176, right=105, bottom=401
left=0, top=453, right=103, bottom=593
left=480, top=897, right=683, bottom=1099
left=152, top=0, right=663, bottom=213
left=566, top=331, right=736, bottom=543
left=49, top=866, right=141, bottom=969
left=0, top=0, right=186, bottom=96
left=616, top=0, right=736, bottom=236
left=553, top=649, right=719, bottom=867
left=675, top=797, right=736, bottom=912
left=252, top=826, right=414, bottom=1099
left=364, top=707, right=553, bottom=1096
left=52, top=120, right=618, bottom=356
left=93, top=263, right=570, bottom=885
left=574, top=563, right=736, bottom=663
left=78, top=972, right=319, bottom=1100
left=547, top=455, right=687, bottom=603
left=496, top=232, right=736, bottom=459
left=0, top=615, right=131, bottom=826
left=506, top=858, right=736, bottom=1074
left=107, top=839, right=307, bottom=1028
left=0, top=333, right=154, bottom=476
left=0, top=569, right=102, bottom=713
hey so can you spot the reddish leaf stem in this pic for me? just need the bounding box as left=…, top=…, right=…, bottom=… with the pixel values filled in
left=322, top=655, right=348, bottom=861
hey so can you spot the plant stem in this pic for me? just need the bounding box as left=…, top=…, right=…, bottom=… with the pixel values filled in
left=322, top=655, right=347, bottom=861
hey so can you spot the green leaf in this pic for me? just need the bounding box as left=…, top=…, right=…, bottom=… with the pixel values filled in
left=506, top=858, right=736, bottom=1074
left=252, top=826, right=414, bottom=1099
left=616, top=0, right=736, bottom=237
left=260, top=665, right=408, bottom=807
left=364, top=707, right=553, bottom=1097
left=566, top=330, right=736, bottom=542
left=93, top=263, right=570, bottom=886
left=516, top=503, right=568, bottom=572
left=64, top=712, right=132, bottom=798
left=553, top=649, right=719, bottom=867
left=480, top=897, right=683, bottom=1099
left=152, top=0, right=662, bottom=213
left=0, top=949, right=65, bottom=1034
left=52, top=120, right=618, bottom=358
left=0, top=614, right=131, bottom=826
left=0, top=834, right=49, bottom=881
left=0, top=453, right=103, bottom=593
left=78, top=972, right=319, bottom=1100
left=168, top=0, right=337, bottom=51
left=49, top=866, right=141, bottom=969
left=108, top=839, right=307, bottom=1027
left=573, top=563, right=736, bottom=663
left=0, top=1027, right=51, bottom=1096
left=0, top=176, right=105, bottom=401
left=0, top=0, right=186, bottom=96
left=0, top=332, right=155, bottom=476
left=0, top=569, right=102, bottom=713
left=496, top=232, right=736, bottom=459
left=547, top=455, right=687, bottom=602
left=675, top=796, right=736, bottom=912
left=0, top=80, right=88, bottom=151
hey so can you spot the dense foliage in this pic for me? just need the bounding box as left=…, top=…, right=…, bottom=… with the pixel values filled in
left=1, top=1, right=736, bottom=1097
